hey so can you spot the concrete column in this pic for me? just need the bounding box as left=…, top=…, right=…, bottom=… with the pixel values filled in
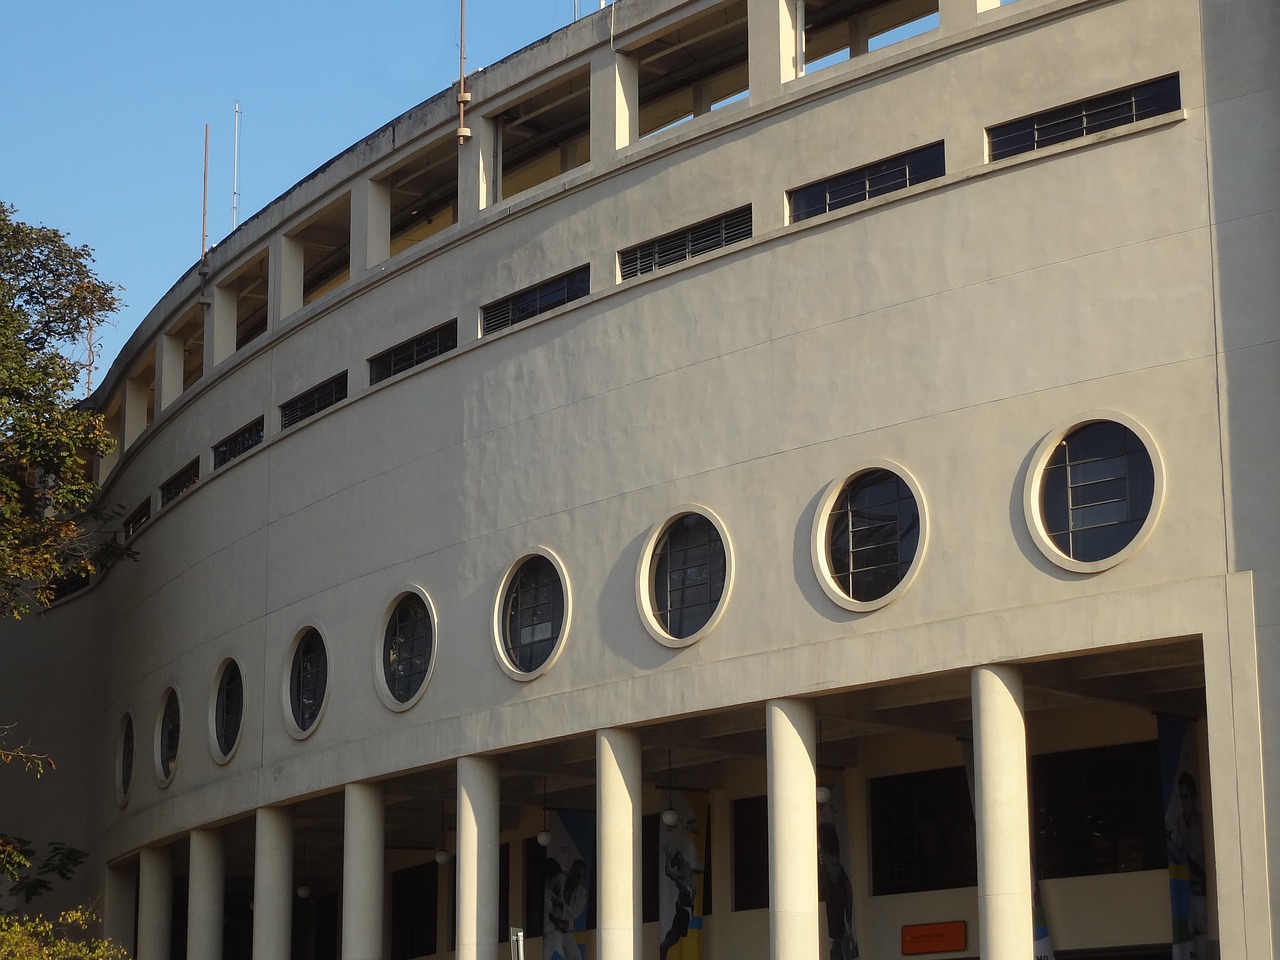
left=269, top=232, right=304, bottom=326
left=590, top=47, right=639, bottom=164
left=350, top=176, right=391, bottom=273
left=342, top=781, right=386, bottom=960
left=765, top=698, right=819, bottom=960
left=971, top=664, right=1033, bottom=960
left=457, top=755, right=500, bottom=960
left=849, top=15, right=870, bottom=56
left=136, top=845, right=172, bottom=960
left=458, top=115, right=497, bottom=223
left=187, top=828, right=225, bottom=960
left=208, top=286, right=236, bottom=366
left=597, top=728, right=642, bottom=960
left=103, top=861, right=138, bottom=955
left=748, top=0, right=800, bottom=105
left=253, top=805, right=294, bottom=960
left=939, top=0, right=1001, bottom=33
left=156, top=330, right=186, bottom=410
left=122, top=359, right=151, bottom=449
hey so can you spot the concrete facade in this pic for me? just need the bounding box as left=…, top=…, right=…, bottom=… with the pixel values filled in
left=2, top=0, right=1278, bottom=957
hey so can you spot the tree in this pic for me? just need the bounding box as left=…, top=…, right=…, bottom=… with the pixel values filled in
left=0, top=202, right=121, bottom=617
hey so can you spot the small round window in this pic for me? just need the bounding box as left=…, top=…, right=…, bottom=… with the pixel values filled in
left=214, top=660, right=244, bottom=759
left=812, top=462, right=927, bottom=613
left=638, top=508, right=733, bottom=646
left=1028, top=416, right=1160, bottom=572
left=157, top=689, right=180, bottom=785
left=118, top=714, right=135, bottom=803
left=289, top=629, right=328, bottom=734
left=496, top=552, right=568, bottom=679
left=383, top=594, right=434, bottom=705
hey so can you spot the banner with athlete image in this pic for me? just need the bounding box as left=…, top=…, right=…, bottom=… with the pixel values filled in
left=1159, top=715, right=1208, bottom=960
left=657, top=791, right=706, bottom=960
left=817, top=778, right=859, bottom=960
left=541, top=810, right=595, bottom=960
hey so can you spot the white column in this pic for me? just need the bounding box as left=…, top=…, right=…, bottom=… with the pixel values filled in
left=971, top=664, right=1033, bottom=960
left=342, top=781, right=386, bottom=960
left=253, top=805, right=294, bottom=960
left=748, top=0, right=800, bottom=105
left=939, top=0, right=1001, bottom=33
left=350, top=177, right=391, bottom=273
left=458, top=115, right=497, bottom=224
left=122, top=359, right=152, bottom=449
left=187, top=828, right=225, bottom=960
left=766, top=698, right=819, bottom=960
left=136, top=845, right=172, bottom=960
left=269, top=232, right=304, bottom=325
left=590, top=47, right=639, bottom=164
left=104, top=861, right=138, bottom=956
left=597, top=728, right=642, bottom=960
left=457, top=755, right=500, bottom=960
left=208, top=285, right=236, bottom=366
left=156, top=330, right=185, bottom=410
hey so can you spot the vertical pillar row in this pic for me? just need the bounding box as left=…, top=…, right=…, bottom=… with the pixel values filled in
left=597, top=727, right=642, bottom=960
left=253, top=805, right=294, bottom=960
left=971, top=664, right=1033, bottom=960
left=342, top=781, right=386, bottom=960
left=136, top=844, right=173, bottom=960
left=187, top=828, right=225, bottom=960
left=457, top=755, right=500, bottom=960
left=766, top=697, right=820, bottom=960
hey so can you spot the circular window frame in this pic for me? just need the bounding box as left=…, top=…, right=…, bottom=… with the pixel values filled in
left=811, top=459, right=930, bottom=613
left=281, top=624, right=331, bottom=740
left=116, top=710, right=136, bottom=807
left=207, top=658, right=245, bottom=764
left=373, top=585, right=439, bottom=712
left=636, top=504, right=735, bottom=648
left=491, top=547, right=572, bottom=682
left=1023, top=410, right=1165, bottom=574
left=153, top=687, right=182, bottom=788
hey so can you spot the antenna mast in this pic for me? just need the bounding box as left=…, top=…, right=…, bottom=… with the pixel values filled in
left=232, top=100, right=242, bottom=230
left=201, top=123, right=210, bottom=257
left=457, top=0, right=472, bottom=144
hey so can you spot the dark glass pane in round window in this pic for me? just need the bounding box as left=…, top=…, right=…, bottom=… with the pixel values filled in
left=1040, top=422, right=1154, bottom=563
left=120, top=715, right=134, bottom=797
left=652, top=513, right=726, bottom=639
left=503, top=556, right=564, bottom=673
left=384, top=595, right=433, bottom=703
left=290, top=629, right=328, bottom=731
left=215, top=661, right=243, bottom=756
left=828, top=470, right=920, bottom=603
left=159, top=691, right=180, bottom=779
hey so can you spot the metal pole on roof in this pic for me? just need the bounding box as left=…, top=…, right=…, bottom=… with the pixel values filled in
left=457, top=0, right=472, bottom=143
left=232, top=100, right=242, bottom=230
left=201, top=123, right=209, bottom=257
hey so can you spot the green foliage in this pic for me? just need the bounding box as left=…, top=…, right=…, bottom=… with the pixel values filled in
left=0, top=838, right=87, bottom=906
left=0, top=202, right=123, bottom=617
left=0, top=908, right=130, bottom=959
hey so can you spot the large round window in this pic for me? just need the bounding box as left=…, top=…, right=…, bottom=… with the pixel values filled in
left=812, top=461, right=927, bottom=612
left=156, top=689, right=181, bottom=785
left=638, top=506, right=734, bottom=647
left=213, top=660, right=243, bottom=760
left=382, top=593, right=434, bottom=706
left=118, top=714, right=135, bottom=804
left=495, top=550, right=570, bottom=680
left=1027, top=415, right=1161, bottom=572
left=288, top=629, right=328, bottom=735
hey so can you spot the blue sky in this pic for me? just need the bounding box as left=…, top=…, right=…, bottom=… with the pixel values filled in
left=2, top=1, right=598, bottom=386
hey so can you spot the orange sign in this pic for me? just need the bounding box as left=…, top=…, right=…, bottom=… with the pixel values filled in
left=901, top=920, right=967, bottom=955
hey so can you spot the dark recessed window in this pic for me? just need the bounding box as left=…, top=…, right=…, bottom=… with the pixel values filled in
left=369, top=320, right=459, bottom=385
left=215, top=661, right=244, bottom=757
left=828, top=469, right=920, bottom=603
left=482, top=267, right=590, bottom=336
left=160, top=459, right=200, bottom=506
left=619, top=206, right=752, bottom=280
left=159, top=690, right=181, bottom=781
left=1040, top=421, right=1154, bottom=563
left=870, top=766, right=976, bottom=895
left=120, top=715, right=135, bottom=798
left=280, top=373, right=348, bottom=430
left=391, top=861, right=439, bottom=960
left=502, top=556, right=565, bottom=673
left=652, top=513, right=726, bottom=639
left=384, top=594, right=433, bottom=703
left=213, top=417, right=265, bottom=469
left=789, top=143, right=945, bottom=223
left=732, top=795, right=769, bottom=911
left=124, top=499, right=151, bottom=539
left=988, top=75, right=1181, bottom=161
left=290, top=629, right=328, bottom=732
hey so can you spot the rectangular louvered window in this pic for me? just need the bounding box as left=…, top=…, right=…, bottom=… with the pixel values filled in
left=160, top=459, right=200, bottom=506
left=988, top=75, right=1181, bottom=162
left=789, top=143, right=945, bottom=223
left=124, top=499, right=151, bottom=538
left=369, top=319, right=459, bottom=384
left=482, top=267, right=590, bottom=336
left=280, top=373, right=348, bottom=429
left=619, top=206, right=753, bottom=280
left=213, top=416, right=265, bottom=469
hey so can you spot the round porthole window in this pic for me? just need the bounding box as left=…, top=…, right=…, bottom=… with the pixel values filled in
left=812, top=461, right=927, bottom=613
left=117, top=713, right=135, bottom=805
left=211, top=659, right=244, bottom=762
left=1025, top=413, right=1162, bottom=573
left=494, top=549, right=570, bottom=681
left=378, top=591, right=436, bottom=710
left=155, top=688, right=181, bottom=786
left=286, top=628, right=328, bottom=736
left=637, top=506, right=734, bottom=647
